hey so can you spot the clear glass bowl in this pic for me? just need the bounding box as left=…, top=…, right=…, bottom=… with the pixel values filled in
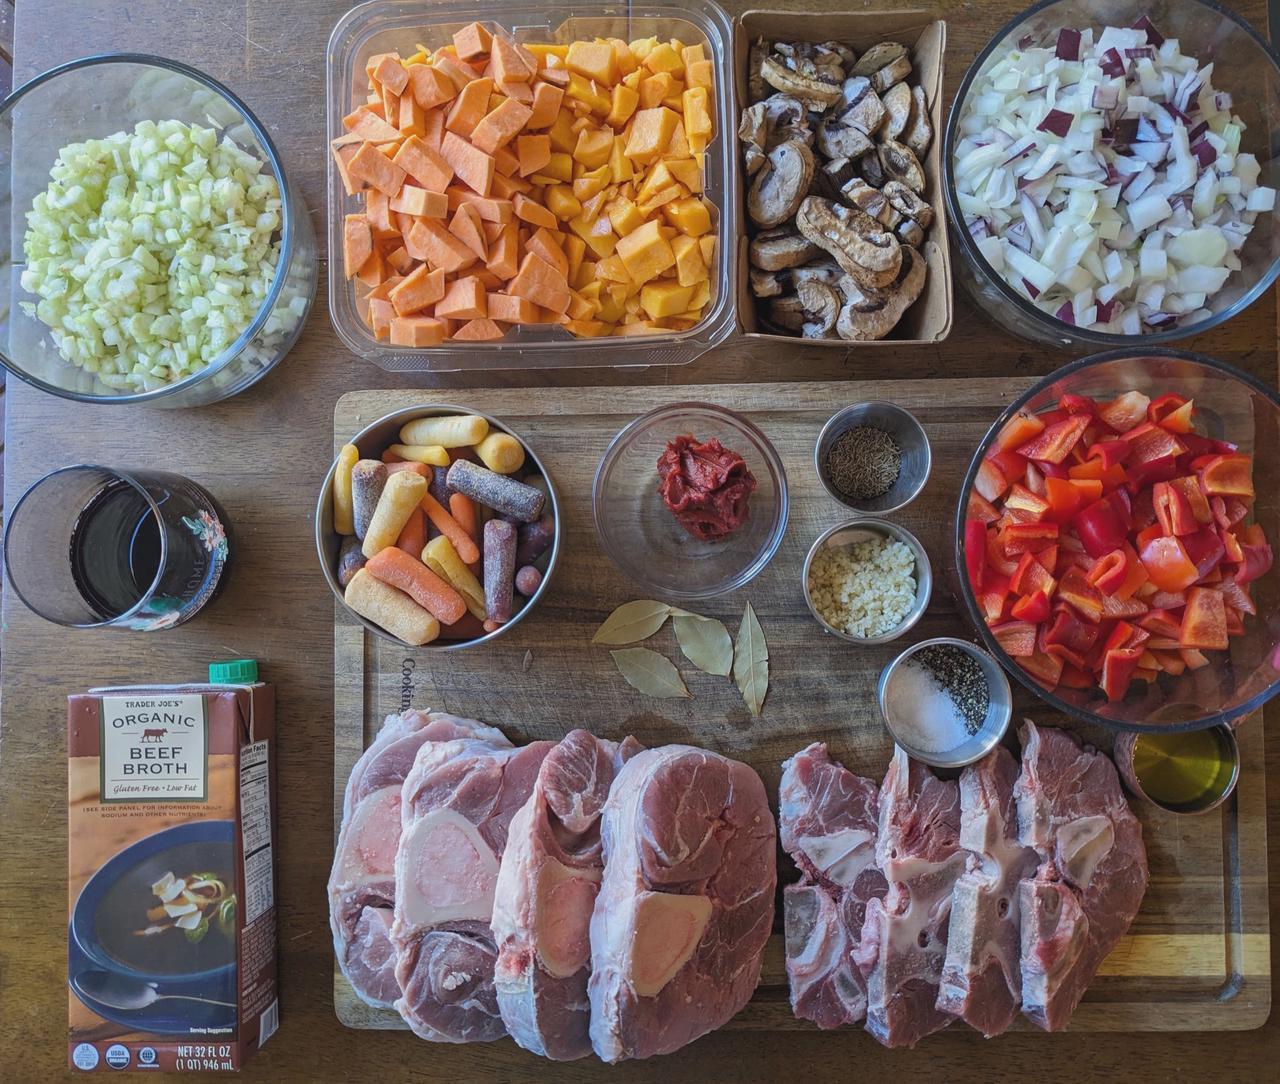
left=953, top=348, right=1280, bottom=732
left=325, top=0, right=737, bottom=372
left=593, top=403, right=788, bottom=600
left=0, top=54, right=317, bottom=407
left=943, top=0, right=1280, bottom=349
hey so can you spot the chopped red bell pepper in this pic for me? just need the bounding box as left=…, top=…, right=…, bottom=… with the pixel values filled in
left=1056, top=566, right=1104, bottom=622
left=964, top=519, right=987, bottom=586
left=1074, top=490, right=1130, bottom=557
left=1181, top=527, right=1226, bottom=579
left=1011, top=590, right=1051, bottom=623
left=1044, top=608, right=1101, bottom=655
left=986, top=531, right=1020, bottom=577
left=1226, top=605, right=1245, bottom=636
left=994, top=410, right=1045, bottom=452
left=1099, top=644, right=1143, bottom=701
left=1152, top=480, right=1197, bottom=536
left=1058, top=664, right=1094, bottom=688
left=1220, top=526, right=1244, bottom=564
left=1234, top=523, right=1273, bottom=584
left=1086, top=548, right=1129, bottom=595
left=989, top=448, right=1028, bottom=485
left=1138, top=608, right=1184, bottom=639
left=1147, top=393, right=1195, bottom=433
left=1084, top=439, right=1130, bottom=468
left=1100, top=592, right=1148, bottom=620
left=1024, top=462, right=1046, bottom=497
left=992, top=620, right=1038, bottom=657
left=1210, top=495, right=1250, bottom=530
left=999, top=521, right=1059, bottom=555
left=967, top=490, right=1000, bottom=524
left=1168, top=475, right=1211, bottom=525
left=1123, top=421, right=1187, bottom=461
left=1059, top=393, right=1097, bottom=415
left=1015, top=414, right=1091, bottom=464
left=1097, top=390, right=1150, bottom=432
left=1198, top=453, right=1255, bottom=499
left=1180, top=586, right=1228, bottom=650
left=978, top=572, right=1011, bottom=623
left=1139, top=535, right=1200, bottom=592
left=1010, top=551, right=1056, bottom=598
left=1135, top=522, right=1164, bottom=548
left=1216, top=576, right=1255, bottom=616
left=1180, top=647, right=1210, bottom=670
left=1019, top=651, right=1064, bottom=687
left=1004, top=483, right=1051, bottom=521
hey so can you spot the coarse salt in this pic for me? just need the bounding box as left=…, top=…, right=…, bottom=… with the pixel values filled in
left=883, top=659, right=971, bottom=754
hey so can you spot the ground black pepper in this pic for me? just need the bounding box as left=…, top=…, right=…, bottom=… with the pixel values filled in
left=824, top=425, right=901, bottom=502
left=915, top=645, right=989, bottom=735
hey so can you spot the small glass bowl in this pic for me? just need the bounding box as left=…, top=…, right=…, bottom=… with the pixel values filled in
left=0, top=54, right=316, bottom=406
left=592, top=403, right=788, bottom=600
left=802, top=518, right=933, bottom=645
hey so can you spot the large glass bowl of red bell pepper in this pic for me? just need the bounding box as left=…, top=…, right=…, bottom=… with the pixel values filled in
left=955, top=347, right=1280, bottom=732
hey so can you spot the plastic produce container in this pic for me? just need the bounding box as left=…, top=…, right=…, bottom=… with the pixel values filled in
left=326, top=0, right=739, bottom=372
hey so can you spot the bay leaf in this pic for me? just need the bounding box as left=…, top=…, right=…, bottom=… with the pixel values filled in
left=592, top=600, right=675, bottom=645
left=673, top=614, right=733, bottom=677
left=611, top=648, right=691, bottom=698
left=733, top=602, right=769, bottom=717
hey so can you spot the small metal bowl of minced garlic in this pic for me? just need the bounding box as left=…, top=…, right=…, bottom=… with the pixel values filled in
left=802, top=518, right=931, bottom=646
left=877, top=638, right=1012, bottom=769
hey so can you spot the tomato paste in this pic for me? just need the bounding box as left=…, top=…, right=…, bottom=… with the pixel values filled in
left=657, top=435, right=757, bottom=541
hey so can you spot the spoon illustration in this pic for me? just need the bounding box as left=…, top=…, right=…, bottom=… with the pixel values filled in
left=73, top=970, right=236, bottom=1010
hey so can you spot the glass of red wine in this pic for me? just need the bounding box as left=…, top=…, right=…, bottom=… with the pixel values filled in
left=4, top=465, right=230, bottom=630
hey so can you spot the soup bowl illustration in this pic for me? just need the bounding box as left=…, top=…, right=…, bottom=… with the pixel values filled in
left=70, top=820, right=237, bottom=993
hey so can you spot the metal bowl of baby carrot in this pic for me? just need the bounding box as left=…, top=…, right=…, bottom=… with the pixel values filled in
left=316, top=403, right=561, bottom=650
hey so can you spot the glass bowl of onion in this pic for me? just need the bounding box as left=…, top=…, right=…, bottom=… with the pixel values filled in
left=0, top=54, right=316, bottom=406
left=944, top=0, right=1280, bottom=348
left=953, top=347, right=1280, bottom=733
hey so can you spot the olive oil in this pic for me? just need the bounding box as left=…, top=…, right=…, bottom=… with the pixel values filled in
left=1129, top=728, right=1239, bottom=813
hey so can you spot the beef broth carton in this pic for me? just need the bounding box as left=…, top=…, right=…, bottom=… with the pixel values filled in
left=67, top=670, right=277, bottom=1072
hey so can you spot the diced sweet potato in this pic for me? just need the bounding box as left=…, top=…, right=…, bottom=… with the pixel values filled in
left=493, top=36, right=536, bottom=85
left=435, top=275, right=488, bottom=320
left=348, top=142, right=407, bottom=196
left=490, top=172, right=529, bottom=200
left=445, top=78, right=495, bottom=137
left=408, top=63, right=457, bottom=109
left=389, top=315, right=447, bottom=346
left=471, top=98, right=533, bottom=156
left=509, top=251, right=571, bottom=313
left=486, top=293, right=541, bottom=323
left=450, top=190, right=514, bottom=223
left=517, top=134, right=551, bottom=177
left=365, top=189, right=396, bottom=238
left=486, top=224, right=519, bottom=279
left=513, top=192, right=557, bottom=229
left=452, top=318, right=506, bottom=340
left=398, top=94, right=428, bottom=137
left=434, top=55, right=476, bottom=92
left=525, top=227, right=568, bottom=278
left=373, top=54, right=410, bottom=96
left=355, top=249, right=389, bottom=287
left=405, top=218, right=477, bottom=273
left=527, top=82, right=565, bottom=129
left=389, top=184, right=448, bottom=219
left=453, top=22, right=492, bottom=60
left=449, top=203, right=489, bottom=261
left=499, top=80, right=535, bottom=104
left=369, top=297, right=396, bottom=340
left=386, top=246, right=414, bottom=275
left=332, top=142, right=365, bottom=196
left=343, top=106, right=402, bottom=143
left=393, top=136, right=453, bottom=192
left=388, top=264, right=446, bottom=316
left=440, top=131, right=496, bottom=196
left=343, top=214, right=373, bottom=279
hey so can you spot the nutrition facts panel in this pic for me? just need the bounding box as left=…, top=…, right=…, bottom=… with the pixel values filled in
left=239, top=740, right=273, bottom=925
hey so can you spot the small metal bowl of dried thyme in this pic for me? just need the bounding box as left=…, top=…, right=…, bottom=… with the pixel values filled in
left=815, top=402, right=930, bottom=514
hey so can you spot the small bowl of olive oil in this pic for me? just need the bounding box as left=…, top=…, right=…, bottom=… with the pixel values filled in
left=1114, top=726, right=1241, bottom=815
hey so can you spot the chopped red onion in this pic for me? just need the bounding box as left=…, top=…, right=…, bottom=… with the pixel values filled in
left=1131, top=14, right=1166, bottom=48
left=1095, top=299, right=1118, bottom=322
left=1124, top=46, right=1156, bottom=61
left=1036, top=108, right=1074, bottom=137
left=1055, top=27, right=1082, bottom=61
left=1191, top=141, right=1217, bottom=168
left=1099, top=48, right=1126, bottom=78
left=1134, top=115, right=1161, bottom=142
left=1054, top=301, right=1076, bottom=324
left=1160, top=100, right=1190, bottom=125
left=1092, top=85, right=1119, bottom=110
left=1214, top=91, right=1233, bottom=112
left=1023, top=278, right=1041, bottom=299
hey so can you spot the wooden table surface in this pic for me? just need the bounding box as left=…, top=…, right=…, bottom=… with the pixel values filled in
left=1, top=1, right=1276, bottom=1081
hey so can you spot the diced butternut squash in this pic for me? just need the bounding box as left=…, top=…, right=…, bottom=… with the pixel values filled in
left=606, top=84, right=640, bottom=128
left=639, top=72, right=673, bottom=111
left=390, top=315, right=447, bottom=346
left=682, top=87, right=712, bottom=143
left=565, top=73, right=611, bottom=115
left=686, top=58, right=713, bottom=90
left=572, top=127, right=613, bottom=170
left=643, top=41, right=683, bottom=75
left=545, top=185, right=582, bottom=221
left=662, top=196, right=711, bottom=236
left=671, top=233, right=707, bottom=287
left=566, top=41, right=617, bottom=86
left=624, top=107, right=679, bottom=163
left=616, top=218, right=675, bottom=283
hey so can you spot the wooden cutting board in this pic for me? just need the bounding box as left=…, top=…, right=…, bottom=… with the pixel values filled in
left=332, top=380, right=1271, bottom=1034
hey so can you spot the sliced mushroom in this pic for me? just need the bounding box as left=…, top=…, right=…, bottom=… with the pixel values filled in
left=904, top=85, right=933, bottom=157
left=858, top=149, right=885, bottom=188
left=750, top=229, right=821, bottom=270
left=851, top=42, right=908, bottom=77
left=836, top=244, right=926, bottom=340
left=791, top=260, right=847, bottom=289
left=882, top=81, right=914, bottom=141
left=744, top=145, right=767, bottom=177
left=750, top=268, right=785, bottom=298
left=841, top=178, right=902, bottom=229
left=775, top=42, right=846, bottom=85
left=748, top=140, right=815, bottom=228
left=766, top=294, right=806, bottom=332
left=871, top=54, right=913, bottom=94
left=878, top=139, right=926, bottom=194
left=798, top=280, right=841, bottom=338
left=760, top=55, right=843, bottom=111
left=759, top=95, right=812, bottom=148
left=811, top=156, right=858, bottom=200
left=822, top=42, right=859, bottom=69
left=839, top=78, right=886, bottom=135
left=896, top=219, right=925, bottom=247
left=796, top=196, right=902, bottom=289
left=883, top=179, right=934, bottom=229
left=748, top=39, right=770, bottom=103
left=816, top=114, right=873, bottom=160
